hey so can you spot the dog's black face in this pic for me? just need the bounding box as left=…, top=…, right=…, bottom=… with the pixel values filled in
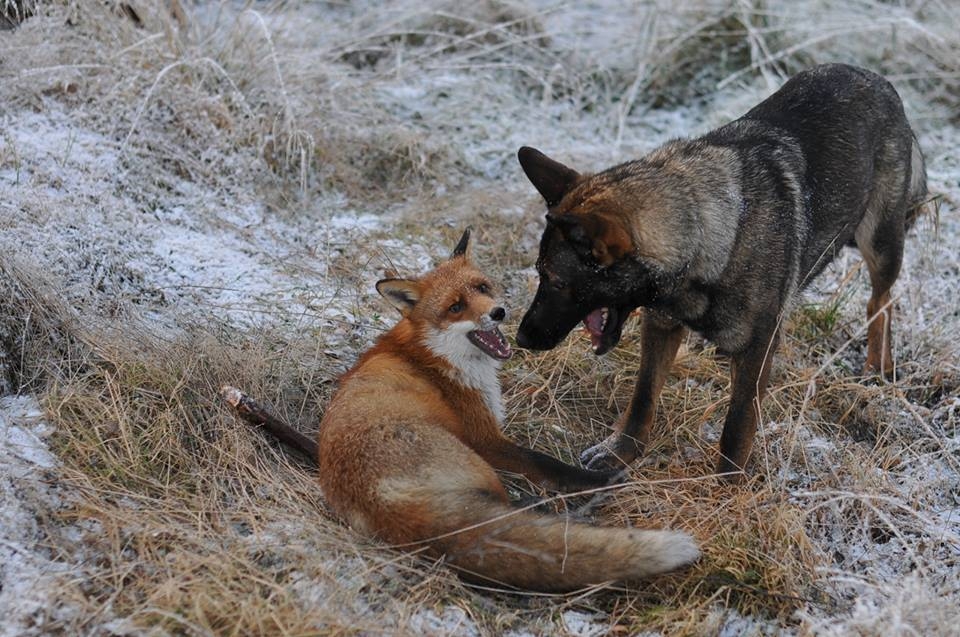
left=514, top=146, right=675, bottom=355
left=516, top=223, right=662, bottom=355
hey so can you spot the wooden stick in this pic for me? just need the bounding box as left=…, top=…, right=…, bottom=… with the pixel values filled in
left=220, top=385, right=318, bottom=461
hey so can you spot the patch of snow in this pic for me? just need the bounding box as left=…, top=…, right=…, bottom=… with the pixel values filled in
left=328, top=212, right=382, bottom=231
left=715, top=607, right=786, bottom=637
left=409, top=605, right=481, bottom=637
left=147, top=222, right=298, bottom=318
left=0, top=398, right=54, bottom=470
left=0, top=396, right=90, bottom=636
left=560, top=609, right=610, bottom=637
left=1, top=110, right=120, bottom=196
left=798, top=573, right=960, bottom=636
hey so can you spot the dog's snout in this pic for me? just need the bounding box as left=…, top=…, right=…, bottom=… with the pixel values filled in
left=490, top=307, right=506, bottom=322
left=515, top=328, right=531, bottom=349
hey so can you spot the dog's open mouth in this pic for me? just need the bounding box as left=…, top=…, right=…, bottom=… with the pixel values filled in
left=583, top=306, right=630, bottom=355
left=468, top=327, right=513, bottom=360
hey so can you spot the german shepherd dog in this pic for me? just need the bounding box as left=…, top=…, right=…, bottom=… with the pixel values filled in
left=514, top=64, right=927, bottom=479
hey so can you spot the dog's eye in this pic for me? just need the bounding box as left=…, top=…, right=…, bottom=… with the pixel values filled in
left=448, top=301, right=463, bottom=314
left=477, top=283, right=490, bottom=295
left=551, top=280, right=567, bottom=291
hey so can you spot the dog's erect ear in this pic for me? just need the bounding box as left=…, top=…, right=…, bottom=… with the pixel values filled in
left=518, top=147, right=580, bottom=207
left=450, top=226, right=473, bottom=260
left=376, top=278, right=421, bottom=316
left=547, top=212, right=631, bottom=267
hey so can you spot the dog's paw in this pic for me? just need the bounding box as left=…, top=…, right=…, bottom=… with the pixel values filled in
left=861, top=360, right=895, bottom=382
left=715, top=456, right=751, bottom=484
left=580, top=433, right=639, bottom=471
left=582, top=449, right=627, bottom=472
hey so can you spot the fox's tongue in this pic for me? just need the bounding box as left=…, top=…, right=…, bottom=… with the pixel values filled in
left=583, top=308, right=608, bottom=350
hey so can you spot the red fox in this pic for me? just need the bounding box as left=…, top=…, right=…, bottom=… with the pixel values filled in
left=223, top=229, right=698, bottom=590
left=311, top=228, right=699, bottom=591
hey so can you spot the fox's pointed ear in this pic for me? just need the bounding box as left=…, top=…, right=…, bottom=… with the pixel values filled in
left=376, top=278, right=421, bottom=316
left=517, top=147, right=580, bottom=207
left=450, top=226, right=473, bottom=260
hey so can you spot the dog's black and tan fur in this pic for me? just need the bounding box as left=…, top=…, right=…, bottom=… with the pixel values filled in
left=515, top=64, right=927, bottom=479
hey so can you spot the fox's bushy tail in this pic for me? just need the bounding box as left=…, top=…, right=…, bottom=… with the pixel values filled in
left=423, top=493, right=699, bottom=592
left=223, top=387, right=699, bottom=591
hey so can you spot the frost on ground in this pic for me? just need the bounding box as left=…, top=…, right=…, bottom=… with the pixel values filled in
left=0, top=396, right=87, bottom=636
left=1, top=0, right=959, bottom=635
left=0, top=105, right=417, bottom=340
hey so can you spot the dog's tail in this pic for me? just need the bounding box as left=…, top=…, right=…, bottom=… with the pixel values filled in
left=906, top=132, right=929, bottom=228
left=421, top=490, right=699, bottom=591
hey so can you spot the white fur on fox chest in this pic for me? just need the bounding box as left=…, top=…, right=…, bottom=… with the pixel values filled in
left=426, top=324, right=505, bottom=424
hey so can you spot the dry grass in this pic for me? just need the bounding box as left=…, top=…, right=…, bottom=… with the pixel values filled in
left=2, top=0, right=959, bottom=635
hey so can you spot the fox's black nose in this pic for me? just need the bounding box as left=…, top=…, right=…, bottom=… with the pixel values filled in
left=490, top=307, right=506, bottom=322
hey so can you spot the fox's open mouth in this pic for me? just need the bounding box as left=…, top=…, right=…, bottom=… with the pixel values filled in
left=468, top=327, right=512, bottom=360
left=582, top=306, right=630, bottom=355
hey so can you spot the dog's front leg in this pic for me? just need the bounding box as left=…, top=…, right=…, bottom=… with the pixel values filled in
left=580, top=317, right=686, bottom=471
left=716, top=334, right=779, bottom=481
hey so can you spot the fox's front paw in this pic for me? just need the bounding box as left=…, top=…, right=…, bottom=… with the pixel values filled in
left=560, top=465, right=625, bottom=492
left=579, top=433, right=641, bottom=471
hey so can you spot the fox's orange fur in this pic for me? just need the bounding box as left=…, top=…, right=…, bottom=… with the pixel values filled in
left=316, top=229, right=699, bottom=592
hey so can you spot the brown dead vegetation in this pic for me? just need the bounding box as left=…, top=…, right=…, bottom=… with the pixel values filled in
left=1, top=1, right=958, bottom=635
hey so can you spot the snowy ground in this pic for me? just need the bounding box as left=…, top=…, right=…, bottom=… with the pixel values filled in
left=0, top=396, right=72, bottom=634
left=2, top=1, right=959, bottom=635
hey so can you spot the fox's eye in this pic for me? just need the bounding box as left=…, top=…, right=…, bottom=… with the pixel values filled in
left=448, top=302, right=462, bottom=314
left=551, top=279, right=566, bottom=291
